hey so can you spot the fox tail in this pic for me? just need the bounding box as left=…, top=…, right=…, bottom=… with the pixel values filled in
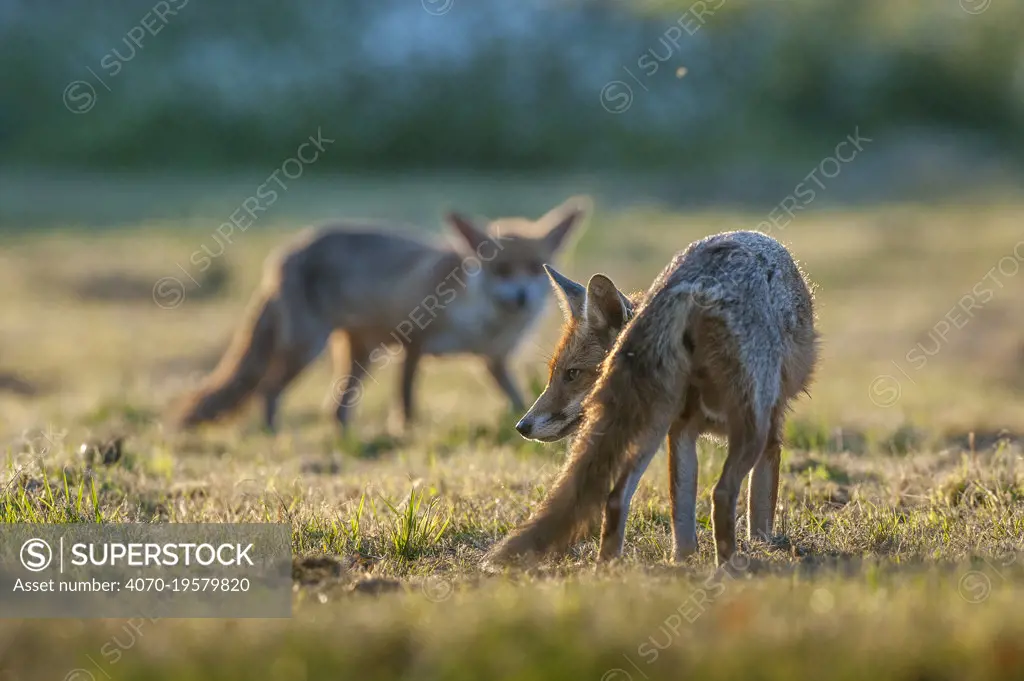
left=167, top=289, right=285, bottom=429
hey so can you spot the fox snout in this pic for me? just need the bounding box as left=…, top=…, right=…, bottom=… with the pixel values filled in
left=497, top=285, right=531, bottom=310
left=515, top=410, right=578, bottom=442
left=514, top=415, right=534, bottom=438
left=491, top=278, right=545, bottom=312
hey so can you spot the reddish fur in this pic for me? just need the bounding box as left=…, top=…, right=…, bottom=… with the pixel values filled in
left=167, top=291, right=280, bottom=428
left=491, top=230, right=819, bottom=566
left=488, top=294, right=692, bottom=564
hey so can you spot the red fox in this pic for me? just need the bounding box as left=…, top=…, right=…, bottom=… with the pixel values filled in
left=490, top=230, right=818, bottom=567
left=168, top=197, right=589, bottom=432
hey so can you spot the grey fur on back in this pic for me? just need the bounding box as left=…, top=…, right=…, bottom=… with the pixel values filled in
left=649, top=230, right=817, bottom=425
left=659, top=230, right=814, bottom=330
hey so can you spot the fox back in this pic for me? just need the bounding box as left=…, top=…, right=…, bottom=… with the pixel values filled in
left=517, top=230, right=816, bottom=442
left=654, top=230, right=817, bottom=418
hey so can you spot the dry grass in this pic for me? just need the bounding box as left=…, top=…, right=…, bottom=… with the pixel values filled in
left=3, top=188, right=1024, bottom=679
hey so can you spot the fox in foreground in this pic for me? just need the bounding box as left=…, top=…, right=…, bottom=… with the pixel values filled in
left=169, top=197, right=589, bottom=432
left=489, top=230, right=818, bottom=567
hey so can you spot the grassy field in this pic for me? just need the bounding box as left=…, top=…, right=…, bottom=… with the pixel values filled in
left=2, top=180, right=1024, bottom=679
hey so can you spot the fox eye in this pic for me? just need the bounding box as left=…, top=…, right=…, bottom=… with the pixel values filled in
left=564, top=368, right=580, bottom=382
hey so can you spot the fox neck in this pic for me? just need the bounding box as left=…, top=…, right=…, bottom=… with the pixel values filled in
left=623, top=291, right=644, bottom=321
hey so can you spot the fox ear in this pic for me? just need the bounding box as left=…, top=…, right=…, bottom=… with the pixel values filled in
left=585, top=274, right=628, bottom=331
left=445, top=212, right=491, bottom=251
left=540, top=195, right=591, bottom=255
left=544, top=264, right=586, bottom=321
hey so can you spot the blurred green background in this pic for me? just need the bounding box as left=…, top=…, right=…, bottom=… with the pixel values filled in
left=2, top=0, right=1023, bottom=429
left=1, top=0, right=1022, bottom=223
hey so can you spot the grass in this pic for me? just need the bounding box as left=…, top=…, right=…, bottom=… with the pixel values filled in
left=3, top=180, right=1024, bottom=679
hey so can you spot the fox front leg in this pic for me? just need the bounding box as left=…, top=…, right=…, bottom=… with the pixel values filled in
left=485, top=357, right=526, bottom=412
left=598, top=442, right=660, bottom=561
left=398, top=342, right=424, bottom=430
left=668, top=419, right=701, bottom=562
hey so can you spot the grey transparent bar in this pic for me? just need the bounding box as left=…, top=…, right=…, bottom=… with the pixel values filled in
left=0, top=523, right=292, bottom=618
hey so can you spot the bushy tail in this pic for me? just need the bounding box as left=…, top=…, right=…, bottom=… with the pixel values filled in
left=487, top=291, right=693, bottom=565
left=486, top=395, right=639, bottom=565
left=167, top=291, right=282, bottom=429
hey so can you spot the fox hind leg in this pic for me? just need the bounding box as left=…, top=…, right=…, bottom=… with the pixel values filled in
left=332, top=332, right=374, bottom=429
left=712, top=417, right=769, bottom=567
left=747, top=404, right=785, bottom=542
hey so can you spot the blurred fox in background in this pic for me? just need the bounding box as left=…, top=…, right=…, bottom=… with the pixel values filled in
left=168, top=197, right=590, bottom=433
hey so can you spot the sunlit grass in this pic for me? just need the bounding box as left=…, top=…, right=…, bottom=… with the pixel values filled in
left=3, top=195, right=1024, bottom=678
